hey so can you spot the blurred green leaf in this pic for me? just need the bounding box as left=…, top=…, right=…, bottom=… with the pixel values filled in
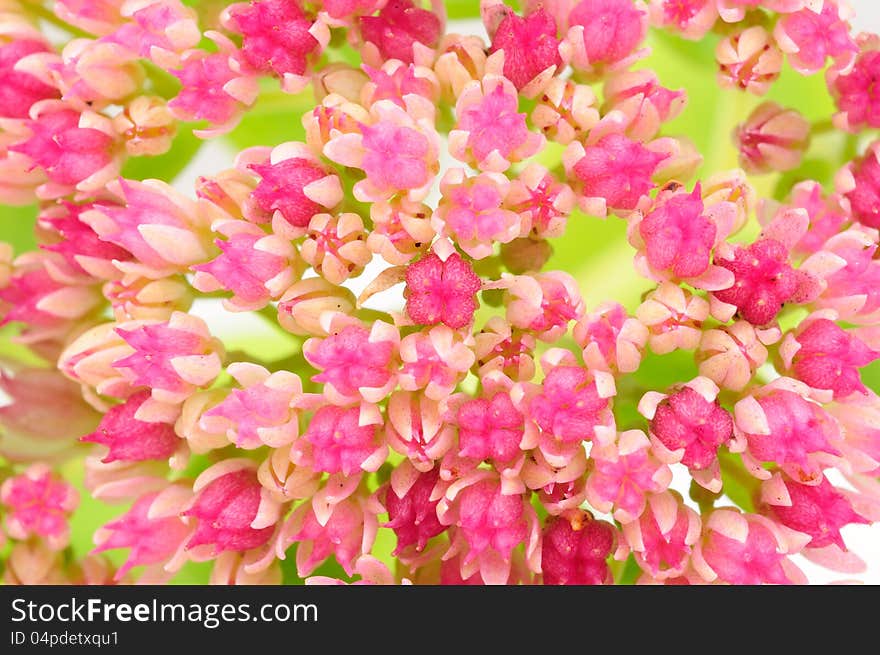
left=0, top=204, right=38, bottom=254
left=121, top=127, right=203, bottom=183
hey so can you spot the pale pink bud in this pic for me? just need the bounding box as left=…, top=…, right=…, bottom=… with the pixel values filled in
left=636, top=282, right=709, bottom=354
left=366, top=198, right=434, bottom=265
left=106, top=0, right=201, bottom=67
left=175, top=389, right=231, bottom=454
left=702, top=168, right=757, bottom=235
left=697, top=320, right=779, bottom=391
left=716, top=26, right=783, bottom=96
left=113, top=95, right=177, bottom=157
left=505, top=163, right=575, bottom=239
left=505, top=271, right=585, bottom=342
left=735, top=102, right=810, bottom=174
left=257, top=445, right=321, bottom=503
left=603, top=69, right=686, bottom=141
left=573, top=302, right=648, bottom=374
left=300, top=212, right=371, bottom=285
left=276, top=277, right=356, bottom=337
left=432, top=34, right=488, bottom=101
left=839, top=141, right=880, bottom=229
left=530, top=78, right=599, bottom=145
left=473, top=316, right=537, bottom=383
left=385, top=390, right=456, bottom=470
left=812, top=225, right=880, bottom=325
left=103, top=276, right=193, bottom=322
left=53, top=0, right=125, bottom=36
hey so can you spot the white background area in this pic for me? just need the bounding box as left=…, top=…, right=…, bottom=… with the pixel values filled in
left=181, top=3, right=880, bottom=584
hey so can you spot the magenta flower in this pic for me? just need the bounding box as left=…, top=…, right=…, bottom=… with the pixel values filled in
left=404, top=251, right=481, bottom=329
left=488, top=7, right=562, bottom=91
left=541, top=510, right=615, bottom=585
left=0, top=39, right=59, bottom=119
left=0, top=464, right=79, bottom=550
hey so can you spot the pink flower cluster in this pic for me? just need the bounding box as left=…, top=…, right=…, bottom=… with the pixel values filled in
left=0, top=0, right=879, bottom=586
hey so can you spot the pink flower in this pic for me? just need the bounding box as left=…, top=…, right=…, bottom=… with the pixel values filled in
left=359, top=0, right=442, bottom=64
left=323, top=98, right=439, bottom=202
left=191, top=219, right=298, bottom=312
left=774, top=2, right=856, bottom=75
left=450, top=76, right=544, bottom=173
left=530, top=78, right=600, bottom=145
left=831, top=45, right=880, bottom=131
left=246, top=141, right=343, bottom=232
left=113, top=311, right=223, bottom=407
left=384, top=464, right=445, bottom=555
left=735, top=102, right=810, bottom=174
left=566, top=0, right=647, bottom=75
left=713, top=238, right=819, bottom=326
left=647, top=0, right=718, bottom=40
left=303, top=322, right=398, bottom=404
left=733, top=382, right=841, bottom=474
left=814, top=226, right=880, bottom=324
left=585, top=430, right=672, bottom=523
left=1, top=464, right=78, bottom=550
left=637, top=184, right=718, bottom=279
left=603, top=69, right=686, bottom=141
left=716, top=26, right=783, bottom=96
left=573, top=302, right=648, bottom=374
left=505, top=271, right=585, bottom=341
left=488, top=7, right=562, bottom=91
left=784, top=317, right=878, bottom=398
left=183, top=462, right=281, bottom=555
left=621, top=491, right=701, bottom=580
left=81, top=390, right=181, bottom=463
left=566, top=133, right=667, bottom=215
left=473, top=317, right=537, bottom=382
left=93, top=488, right=191, bottom=581
left=505, top=164, right=575, bottom=239
left=842, top=144, right=880, bottom=229
left=692, top=509, right=799, bottom=585
left=53, top=0, right=124, bottom=36
left=457, top=392, right=526, bottom=465
left=284, top=496, right=379, bottom=576
left=294, top=404, right=387, bottom=475
left=224, top=0, right=322, bottom=81
left=772, top=181, right=849, bottom=254
left=39, top=201, right=131, bottom=279
left=385, top=391, right=456, bottom=470
left=439, top=476, right=539, bottom=585
left=366, top=198, right=434, bottom=265
left=715, top=0, right=808, bottom=24
left=0, top=39, right=59, bottom=119
left=199, top=363, right=303, bottom=450
left=434, top=170, right=526, bottom=259
left=104, top=0, right=201, bottom=66
left=81, top=178, right=211, bottom=277
left=541, top=510, right=615, bottom=585
left=0, top=262, right=96, bottom=331
left=10, top=103, right=118, bottom=198
left=404, top=251, right=481, bottom=329
left=528, top=365, right=613, bottom=445
left=760, top=473, right=867, bottom=550
left=398, top=325, right=475, bottom=400
left=644, top=381, right=733, bottom=472
left=168, top=34, right=258, bottom=137
left=361, top=61, right=438, bottom=108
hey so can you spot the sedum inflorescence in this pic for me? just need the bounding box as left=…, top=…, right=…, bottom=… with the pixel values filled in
left=0, top=0, right=879, bottom=585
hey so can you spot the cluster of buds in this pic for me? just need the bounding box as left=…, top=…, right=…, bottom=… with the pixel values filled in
left=0, top=0, right=879, bottom=586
